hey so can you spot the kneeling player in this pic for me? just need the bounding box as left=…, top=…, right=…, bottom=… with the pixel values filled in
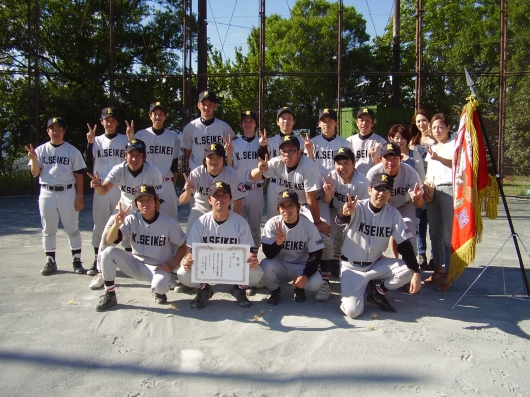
left=95, top=185, right=187, bottom=311
left=338, top=173, right=421, bottom=318
left=260, top=190, right=328, bottom=305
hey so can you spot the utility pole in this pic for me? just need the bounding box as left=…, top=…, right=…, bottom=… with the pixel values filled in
left=258, top=0, right=265, bottom=131
left=337, top=0, right=343, bottom=133
left=392, top=0, right=400, bottom=107
left=498, top=0, right=507, bottom=176
left=415, top=0, right=423, bottom=110
left=197, top=0, right=207, bottom=92
left=109, top=0, right=115, bottom=105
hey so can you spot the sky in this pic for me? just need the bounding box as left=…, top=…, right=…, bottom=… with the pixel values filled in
left=192, top=0, right=396, bottom=62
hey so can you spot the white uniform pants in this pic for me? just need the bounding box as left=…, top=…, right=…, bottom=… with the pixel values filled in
left=100, top=247, right=171, bottom=294
left=97, top=208, right=132, bottom=269
left=177, top=264, right=263, bottom=288
left=260, top=258, right=325, bottom=292
left=242, top=186, right=264, bottom=249
left=159, top=179, right=179, bottom=221
left=91, top=186, right=121, bottom=247
left=39, top=187, right=82, bottom=252
left=340, top=256, right=413, bottom=319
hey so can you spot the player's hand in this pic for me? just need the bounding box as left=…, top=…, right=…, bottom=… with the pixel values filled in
left=25, top=144, right=37, bottom=161
left=369, top=142, right=381, bottom=159
left=301, top=133, right=314, bottom=155
left=183, top=255, right=194, bottom=271
left=74, top=194, right=84, bottom=212
left=421, top=183, right=434, bottom=202
left=316, top=220, right=331, bottom=236
left=182, top=173, right=195, bottom=194
left=114, top=202, right=131, bottom=226
left=257, top=154, right=268, bottom=173
left=292, top=274, right=308, bottom=289
left=86, top=123, right=97, bottom=144
left=247, top=255, right=259, bottom=270
left=258, top=129, right=268, bottom=147
left=125, top=120, right=135, bottom=140
left=87, top=171, right=102, bottom=189
left=342, top=193, right=358, bottom=216
left=275, top=221, right=286, bottom=246
left=222, top=135, right=233, bottom=157
left=322, top=173, right=334, bottom=196
left=411, top=183, right=423, bottom=203
left=156, top=264, right=172, bottom=273
left=409, top=272, right=422, bottom=294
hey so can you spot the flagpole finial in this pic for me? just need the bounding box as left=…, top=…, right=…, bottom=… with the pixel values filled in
left=464, top=67, right=477, bottom=96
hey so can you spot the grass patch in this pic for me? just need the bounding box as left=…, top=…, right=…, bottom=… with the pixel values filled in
left=0, top=170, right=34, bottom=195
left=502, top=175, right=530, bottom=197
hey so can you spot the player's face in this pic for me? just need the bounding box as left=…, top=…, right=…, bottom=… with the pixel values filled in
left=356, top=115, right=373, bottom=136
left=240, top=117, right=257, bottom=136
left=319, top=116, right=337, bottom=137
left=390, top=132, right=408, bottom=153
left=208, top=191, right=232, bottom=211
left=101, top=117, right=119, bottom=134
left=334, top=158, right=354, bottom=182
left=279, top=143, right=302, bottom=167
left=198, top=99, right=217, bottom=120
left=126, top=149, right=144, bottom=171
left=205, top=154, right=223, bottom=174
left=278, top=202, right=299, bottom=223
left=369, top=185, right=391, bottom=208
left=431, top=119, right=450, bottom=143
left=415, top=114, right=430, bottom=135
left=380, top=154, right=401, bottom=176
left=149, top=109, right=166, bottom=129
left=276, top=113, right=295, bottom=134
left=47, top=125, right=66, bottom=144
left=136, top=195, right=156, bottom=218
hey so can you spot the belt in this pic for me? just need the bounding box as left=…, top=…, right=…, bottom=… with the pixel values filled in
left=244, top=183, right=263, bottom=190
left=436, top=183, right=451, bottom=187
left=42, top=184, right=73, bottom=192
left=340, top=255, right=372, bottom=267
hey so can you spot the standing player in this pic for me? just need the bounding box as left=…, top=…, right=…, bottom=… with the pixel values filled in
left=133, top=102, right=181, bottom=220
left=257, top=107, right=302, bottom=160
left=85, top=107, right=128, bottom=276
left=27, top=117, right=87, bottom=276
left=177, top=182, right=262, bottom=309
left=260, top=190, right=327, bottom=304
left=338, top=173, right=421, bottom=318
left=225, top=110, right=263, bottom=249
left=181, top=90, right=235, bottom=171
left=95, top=185, right=188, bottom=311
left=346, top=108, right=386, bottom=176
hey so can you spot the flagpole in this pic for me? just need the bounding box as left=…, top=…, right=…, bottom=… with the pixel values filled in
left=464, top=68, right=530, bottom=297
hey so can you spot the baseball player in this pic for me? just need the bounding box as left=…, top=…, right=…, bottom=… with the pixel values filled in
left=338, top=173, right=421, bottom=318
left=27, top=117, right=87, bottom=275
left=346, top=108, right=386, bottom=176
left=260, top=189, right=327, bottom=304
left=224, top=110, right=264, bottom=249
left=95, top=185, right=188, bottom=311
left=179, top=143, right=247, bottom=236
left=365, top=142, right=424, bottom=256
left=85, top=107, right=128, bottom=276
left=177, top=182, right=262, bottom=309
left=257, top=107, right=302, bottom=160
left=321, top=147, right=370, bottom=271
left=87, top=139, right=163, bottom=288
left=132, top=101, right=181, bottom=220
left=181, top=90, right=235, bottom=171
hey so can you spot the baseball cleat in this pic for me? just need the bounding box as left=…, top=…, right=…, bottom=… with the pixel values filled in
left=95, top=292, right=117, bottom=311
left=368, top=287, right=396, bottom=312
left=190, top=284, right=213, bottom=310
left=89, top=273, right=104, bottom=290
left=231, top=286, right=252, bottom=308
left=294, top=287, right=306, bottom=303
left=72, top=259, right=86, bottom=274
left=314, top=282, right=331, bottom=302
left=40, top=260, right=57, bottom=276
left=266, top=287, right=281, bottom=305
left=154, top=293, right=167, bottom=304
left=87, top=259, right=98, bottom=276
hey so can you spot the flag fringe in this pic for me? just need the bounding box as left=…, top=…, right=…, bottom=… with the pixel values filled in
left=450, top=236, right=477, bottom=281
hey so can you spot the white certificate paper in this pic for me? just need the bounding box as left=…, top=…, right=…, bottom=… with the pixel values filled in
left=191, top=243, right=250, bottom=285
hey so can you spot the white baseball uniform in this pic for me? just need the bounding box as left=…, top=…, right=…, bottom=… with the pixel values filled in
left=347, top=133, right=387, bottom=176
left=265, top=134, right=302, bottom=160
left=181, top=118, right=235, bottom=171
left=30, top=142, right=86, bottom=252
left=339, top=199, right=414, bottom=318
left=100, top=211, right=187, bottom=294
left=177, top=211, right=263, bottom=287
left=135, top=127, right=181, bottom=220
left=308, top=134, right=351, bottom=176
left=260, top=215, right=325, bottom=291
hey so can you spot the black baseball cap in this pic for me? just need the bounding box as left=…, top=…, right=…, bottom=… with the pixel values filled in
left=204, top=143, right=226, bottom=158
left=278, top=135, right=301, bottom=150
left=277, top=107, right=295, bottom=120
left=357, top=107, right=375, bottom=120
left=209, top=181, right=232, bottom=197
left=101, top=107, right=120, bottom=120
left=333, top=147, right=355, bottom=162
left=277, top=189, right=299, bottom=206
left=126, top=139, right=147, bottom=155
left=198, top=90, right=217, bottom=103
left=379, top=142, right=401, bottom=157
left=319, top=108, right=338, bottom=121
left=149, top=101, right=167, bottom=114
left=135, top=185, right=157, bottom=199
left=370, top=173, right=394, bottom=190
left=47, top=117, right=66, bottom=128
left=241, top=110, right=258, bottom=123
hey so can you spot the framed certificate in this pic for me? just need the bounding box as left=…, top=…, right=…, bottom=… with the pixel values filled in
left=191, top=243, right=250, bottom=285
